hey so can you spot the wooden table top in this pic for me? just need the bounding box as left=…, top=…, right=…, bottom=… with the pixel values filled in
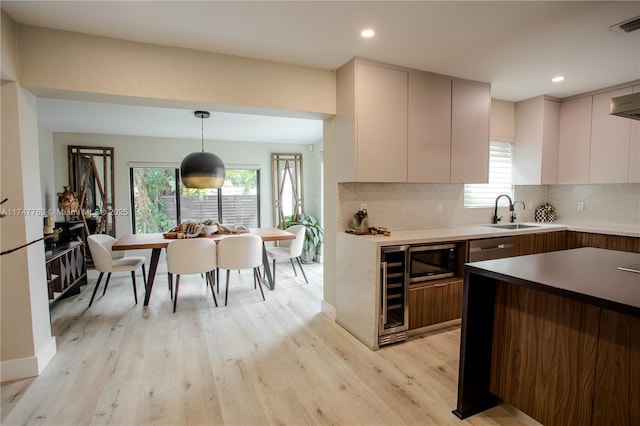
left=112, top=227, right=295, bottom=250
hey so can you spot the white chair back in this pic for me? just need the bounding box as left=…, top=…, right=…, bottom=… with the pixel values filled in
left=283, top=225, right=305, bottom=257
left=166, top=239, right=217, bottom=275
left=217, top=235, right=263, bottom=270
left=88, top=234, right=118, bottom=272
left=87, top=233, right=147, bottom=308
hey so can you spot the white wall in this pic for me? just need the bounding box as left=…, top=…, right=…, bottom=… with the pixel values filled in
left=51, top=132, right=322, bottom=235
left=1, top=10, right=18, bottom=80
left=1, top=82, right=56, bottom=381
left=17, top=24, right=335, bottom=117
left=305, top=140, right=324, bottom=222
left=38, top=125, right=56, bottom=213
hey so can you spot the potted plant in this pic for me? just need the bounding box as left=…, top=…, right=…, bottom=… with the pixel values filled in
left=280, top=213, right=324, bottom=263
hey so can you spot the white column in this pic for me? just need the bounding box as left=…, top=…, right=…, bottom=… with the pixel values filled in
left=1, top=81, right=56, bottom=382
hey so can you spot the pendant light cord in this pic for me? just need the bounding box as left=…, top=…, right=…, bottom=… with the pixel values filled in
left=201, top=116, right=204, bottom=152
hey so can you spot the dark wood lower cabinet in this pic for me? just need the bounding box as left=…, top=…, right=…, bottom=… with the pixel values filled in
left=409, top=279, right=463, bottom=329
left=513, top=230, right=567, bottom=256
left=490, top=281, right=599, bottom=425
left=593, top=310, right=640, bottom=426
left=487, top=281, right=639, bottom=426
left=567, top=231, right=640, bottom=253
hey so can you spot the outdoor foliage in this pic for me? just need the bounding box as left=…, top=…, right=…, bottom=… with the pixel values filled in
left=280, top=212, right=324, bottom=253
left=225, top=169, right=256, bottom=194
left=133, top=168, right=174, bottom=233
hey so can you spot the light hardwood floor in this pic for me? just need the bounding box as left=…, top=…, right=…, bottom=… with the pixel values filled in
left=2, top=261, right=527, bottom=425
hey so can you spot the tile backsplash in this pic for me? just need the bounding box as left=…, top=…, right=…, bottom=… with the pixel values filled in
left=546, top=184, right=640, bottom=225
left=338, top=182, right=639, bottom=231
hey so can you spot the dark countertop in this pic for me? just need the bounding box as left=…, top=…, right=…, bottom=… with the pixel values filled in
left=466, top=247, right=640, bottom=317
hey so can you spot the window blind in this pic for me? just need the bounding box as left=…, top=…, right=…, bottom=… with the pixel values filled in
left=464, top=141, right=513, bottom=208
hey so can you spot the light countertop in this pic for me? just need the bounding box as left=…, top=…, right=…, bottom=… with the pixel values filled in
left=342, top=222, right=639, bottom=247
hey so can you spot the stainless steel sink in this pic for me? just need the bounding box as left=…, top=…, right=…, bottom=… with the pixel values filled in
left=486, top=224, right=540, bottom=230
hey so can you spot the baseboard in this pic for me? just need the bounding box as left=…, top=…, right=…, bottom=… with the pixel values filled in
left=408, top=318, right=461, bottom=337
left=320, top=300, right=336, bottom=320
left=1, top=336, right=57, bottom=383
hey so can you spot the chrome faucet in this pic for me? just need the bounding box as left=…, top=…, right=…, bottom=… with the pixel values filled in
left=511, top=200, right=526, bottom=223
left=492, top=194, right=514, bottom=224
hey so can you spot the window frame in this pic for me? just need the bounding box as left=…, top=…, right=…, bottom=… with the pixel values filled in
left=129, top=164, right=261, bottom=234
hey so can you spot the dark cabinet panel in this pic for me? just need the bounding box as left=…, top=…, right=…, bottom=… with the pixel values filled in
left=490, top=281, right=600, bottom=425
left=593, top=309, right=640, bottom=426
left=567, top=231, right=640, bottom=253
left=45, top=241, right=87, bottom=302
left=409, top=279, right=463, bottom=329
left=513, top=230, right=567, bottom=256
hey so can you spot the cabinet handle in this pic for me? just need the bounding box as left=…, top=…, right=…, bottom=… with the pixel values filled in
left=381, top=261, right=388, bottom=326
left=435, top=283, right=447, bottom=288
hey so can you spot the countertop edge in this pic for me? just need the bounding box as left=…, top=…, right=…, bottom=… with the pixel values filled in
left=465, top=247, right=640, bottom=317
left=339, top=222, right=639, bottom=247
left=466, top=262, right=640, bottom=318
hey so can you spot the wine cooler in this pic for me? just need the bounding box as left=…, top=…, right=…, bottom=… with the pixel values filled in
left=379, top=245, right=409, bottom=347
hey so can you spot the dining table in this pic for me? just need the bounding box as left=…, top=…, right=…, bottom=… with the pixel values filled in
left=112, top=227, right=295, bottom=306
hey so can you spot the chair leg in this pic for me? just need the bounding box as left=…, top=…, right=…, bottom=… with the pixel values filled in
left=207, top=271, right=218, bottom=307
left=216, top=268, right=220, bottom=294
left=296, top=257, right=309, bottom=284
left=290, top=258, right=298, bottom=276
left=88, top=272, right=104, bottom=307
left=142, top=264, right=147, bottom=287
left=168, top=273, right=173, bottom=300
left=224, top=270, right=231, bottom=306
left=131, top=271, right=138, bottom=305
left=102, top=273, right=112, bottom=296
left=254, top=268, right=265, bottom=301
left=173, top=275, right=181, bottom=313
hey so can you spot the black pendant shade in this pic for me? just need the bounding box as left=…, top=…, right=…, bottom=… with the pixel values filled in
left=180, top=111, right=226, bottom=188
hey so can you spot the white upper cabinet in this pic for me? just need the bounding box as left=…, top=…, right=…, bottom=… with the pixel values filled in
left=589, top=87, right=633, bottom=183
left=490, top=99, right=515, bottom=143
left=513, top=96, right=560, bottom=185
left=557, top=84, right=638, bottom=184
left=627, top=85, right=640, bottom=183
left=336, top=58, right=490, bottom=183
left=558, top=96, right=592, bottom=184
left=450, top=79, right=491, bottom=183
left=336, top=59, right=408, bottom=182
left=407, top=72, right=452, bottom=183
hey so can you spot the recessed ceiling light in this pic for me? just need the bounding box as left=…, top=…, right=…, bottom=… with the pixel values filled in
left=552, top=76, right=565, bottom=83
left=361, top=29, right=375, bottom=38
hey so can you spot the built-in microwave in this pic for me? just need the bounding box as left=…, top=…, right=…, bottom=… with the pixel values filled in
left=408, top=243, right=457, bottom=283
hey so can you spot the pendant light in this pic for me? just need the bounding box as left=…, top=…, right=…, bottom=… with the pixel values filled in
left=180, top=110, right=226, bottom=188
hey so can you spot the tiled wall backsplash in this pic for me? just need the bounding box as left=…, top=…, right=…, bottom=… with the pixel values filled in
left=547, top=184, right=640, bottom=225
left=338, top=182, right=639, bottom=231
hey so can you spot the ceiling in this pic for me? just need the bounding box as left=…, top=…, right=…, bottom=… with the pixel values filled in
left=3, top=1, right=640, bottom=143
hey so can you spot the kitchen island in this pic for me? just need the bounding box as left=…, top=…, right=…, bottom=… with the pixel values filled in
left=454, top=247, right=640, bottom=425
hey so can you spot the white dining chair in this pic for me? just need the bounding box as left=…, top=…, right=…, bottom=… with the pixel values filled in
left=87, top=234, right=147, bottom=307
left=166, top=238, right=218, bottom=312
left=265, top=225, right=308, bottom=285
left=217, top=234, right=264, bottom=306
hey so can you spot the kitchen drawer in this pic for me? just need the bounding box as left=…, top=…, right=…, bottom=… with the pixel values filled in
left=409, top=279, right=463, bottom=329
